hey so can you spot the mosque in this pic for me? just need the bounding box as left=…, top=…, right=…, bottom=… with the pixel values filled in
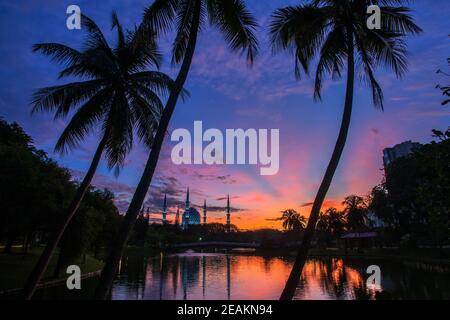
left=161, top=188, right=232, bottom=231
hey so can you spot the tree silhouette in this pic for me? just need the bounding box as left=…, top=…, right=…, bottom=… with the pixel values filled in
left=21, top=13, right=175, bottom=299
left=281, top=209, right=307, bottom=231
left=94, top=0, right=259, bottom=299
left=343, top=195, right=368, bottom=231
left=270, top=0, right=421, bottom=300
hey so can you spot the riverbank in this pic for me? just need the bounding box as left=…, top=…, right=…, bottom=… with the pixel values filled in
left=0, top=246, right=103, bottom=296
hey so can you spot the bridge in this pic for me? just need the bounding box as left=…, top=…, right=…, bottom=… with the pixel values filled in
left=169, top=241, right=261, bottom=249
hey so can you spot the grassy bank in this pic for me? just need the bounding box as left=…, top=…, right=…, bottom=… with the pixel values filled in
left=0, top=246, right=103, bottom=293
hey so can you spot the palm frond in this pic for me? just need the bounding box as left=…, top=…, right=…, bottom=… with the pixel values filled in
left=208, top=0, right=259, bottom=64
left=270, top=5, right=329, bottom=78
left=143, top=0, right=181, bottom=35
left=31, top=80, right=107, bottom=116
left=111, top=11, right=126, bottom=53
left=54, top=88, right=113, bottom=153
left=172, top=0, right=197, bottom=65
left=314, top=26, right=346, bottom=100
left=32, top=43, right=82, bottom=66
left=131, top=71, right=189, bottom=100
left=103, top=93, right=134, bottom=172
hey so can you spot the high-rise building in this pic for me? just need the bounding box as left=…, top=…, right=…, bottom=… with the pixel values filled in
left=383, top=141, right=421, bottom=167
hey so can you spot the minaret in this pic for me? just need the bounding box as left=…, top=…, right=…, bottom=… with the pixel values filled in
left=145, top=207, right=150, bottom=224
left=183, top=188, right=190, bottom=230
left=203, top=200, right=207, bottom=225
left=226, top=195, right=231, bottom=232
left=175, top=205, right=180, bottom=226
left=186, top=187, right=190, bottom=209
left=162, top=193, right=167, bottom=224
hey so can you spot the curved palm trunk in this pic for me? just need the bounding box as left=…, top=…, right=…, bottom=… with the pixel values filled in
left=93, top=1, right=202, bottom=300
left=280, top=30, right=355, bottom=300
left=20, top=130, right=110, bottom=300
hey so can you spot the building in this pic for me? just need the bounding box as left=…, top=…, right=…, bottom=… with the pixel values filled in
left=162, top=193, right=167, bottom=224
left=181, top=188, right=201, bottom=230
left=160, top=188, right=232, bottom=231
left=226, top=195, right=231, bottom=232
left=383, top=141, right=421, bottom=167
left=341, top=232, right=378, bottom=249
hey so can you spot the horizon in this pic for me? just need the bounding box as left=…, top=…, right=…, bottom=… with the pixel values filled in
left=1, top=0, right=449, bottom=230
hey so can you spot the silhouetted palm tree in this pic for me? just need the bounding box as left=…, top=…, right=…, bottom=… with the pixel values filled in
left=21, top=13, right=176, bottom=299
left=326, top=208, right=346, bottom=237
left=94, top=0, right=259, bottom=299
left=270, top=0, right=421, bottom=300
left=343, top=195, right=368, bottom=231
left=281, top=209, right=307, bottom=231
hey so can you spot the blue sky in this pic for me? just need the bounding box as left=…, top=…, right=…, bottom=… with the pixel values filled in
left=0, top=0, right=449, bottom=229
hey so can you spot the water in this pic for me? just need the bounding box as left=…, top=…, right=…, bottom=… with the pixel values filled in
left=33, top=252, right=450, bottom=300
left=110, top=252, right=450, bottom=300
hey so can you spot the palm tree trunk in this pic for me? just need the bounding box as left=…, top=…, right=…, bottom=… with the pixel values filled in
left=93, top=0, right=202, bottom=300
left=20, top=130, right=110, bottom=300
left=280, top=29, right=355, bottom=300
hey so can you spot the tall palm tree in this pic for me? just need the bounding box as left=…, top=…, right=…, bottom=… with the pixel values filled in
left=270, top=0, right=421, bottom=300
left=21, top=13, right=177, bottom=299
left=94, top=0, right=259, bottom=299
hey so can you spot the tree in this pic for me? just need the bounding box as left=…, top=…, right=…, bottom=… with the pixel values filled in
left=368, top=137, right=450, bottom=247
left=0, top=119, right=74, bottom=254
left=325, top=208, right=346, bottom=237
left=281, top=209, right=307, bottom=232
left=94, top=0, right=259, bottom=299
left=342, top=195, right=368, bottom=231
left=0, top=119, right=122, bottom=265
left=21, top=13, right=175, bottom=299
left=53, top=188, right=121, bottom=277
left=270, top=0, right=421, bottom=300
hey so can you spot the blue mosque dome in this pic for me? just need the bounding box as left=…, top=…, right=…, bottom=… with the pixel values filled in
left=162, top=187, right=231, bottom=231
left=182, top=207, right=201, bottom=226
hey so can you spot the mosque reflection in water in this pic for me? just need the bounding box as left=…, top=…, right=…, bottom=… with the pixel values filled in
left=110, top=252, right=450, bottom=300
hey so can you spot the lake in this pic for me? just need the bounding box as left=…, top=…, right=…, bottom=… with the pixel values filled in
left=34, top=252, right=450, bottom=300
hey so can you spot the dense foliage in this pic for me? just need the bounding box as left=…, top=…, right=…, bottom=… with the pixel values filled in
left=369, top=137, right=450, bottom=247
left=0, top=119, right=122, bottom=269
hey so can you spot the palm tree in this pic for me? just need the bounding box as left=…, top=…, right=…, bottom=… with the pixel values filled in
left=325, top=207, right=346, bottom=237
left=21, top=13, right=176, bottom=299
left=281, top=209, right=307, bottom=231
left=270, top=0, right=421, bottom=300
left=343, top=195, right=368, bottom=231
left=94, top=0, right=259, bottom=299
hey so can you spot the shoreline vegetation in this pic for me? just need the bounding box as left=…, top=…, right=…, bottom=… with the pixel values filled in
left=0, top=246, right=103, bottom=296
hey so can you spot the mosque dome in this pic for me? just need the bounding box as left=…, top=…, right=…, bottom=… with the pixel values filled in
left=183, top=207, right=201, bottom=225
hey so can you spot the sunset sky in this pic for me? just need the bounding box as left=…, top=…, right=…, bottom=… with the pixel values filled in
left=1, top=0, right=449, bottom=230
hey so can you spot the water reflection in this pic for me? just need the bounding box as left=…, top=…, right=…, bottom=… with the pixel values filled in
left=110, top=253, right=450, bottom=300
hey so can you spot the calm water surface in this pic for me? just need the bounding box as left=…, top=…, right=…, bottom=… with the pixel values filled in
left=109, top=252, right=450, bottom=300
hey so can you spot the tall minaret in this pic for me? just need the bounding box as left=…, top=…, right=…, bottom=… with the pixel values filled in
left=203, top=200, right=207, bottom=225
left=175, top=205, right=180, bottom=226
left=145, top=207, right=150, bottom=224
left=183, top=187, right=190, bottom=230
left=226, top=195, right=231, bottom=232
left=162, top=193, right=167, bottom=224
left=186, top=187, right=190, bottom=209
